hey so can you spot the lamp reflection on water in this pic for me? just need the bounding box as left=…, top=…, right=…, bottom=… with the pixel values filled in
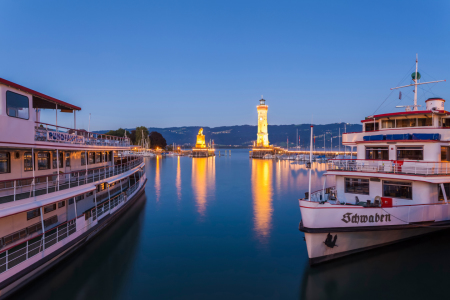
left=155, top=155, right=161, bottom=202
left=251, top=159, right=274, bottom=244
left=192, top=157, right=215, bottom=217
left=176, top=156, right=181, bottom=201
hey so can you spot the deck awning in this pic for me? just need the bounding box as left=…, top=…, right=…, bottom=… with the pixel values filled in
left=0, top=77, right=81, bottom=111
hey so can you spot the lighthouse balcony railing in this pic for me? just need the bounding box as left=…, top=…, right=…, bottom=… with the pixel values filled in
left=327, top=159, right=450, bottom=176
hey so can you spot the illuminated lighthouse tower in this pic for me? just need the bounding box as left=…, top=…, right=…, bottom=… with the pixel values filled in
left=256, top=97, right=269, bottom=147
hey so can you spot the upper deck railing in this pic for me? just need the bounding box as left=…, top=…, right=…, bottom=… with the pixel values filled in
left=34, top=122, right=131, bottom=147
left=328, top=159, right=450, bottom=176
left=0, top=156, right=143, bottom=205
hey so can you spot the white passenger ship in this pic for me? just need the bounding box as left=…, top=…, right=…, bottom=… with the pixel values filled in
left=0, top=78, right=146, bottom=297
left=299, top=57, right=449, bottom=264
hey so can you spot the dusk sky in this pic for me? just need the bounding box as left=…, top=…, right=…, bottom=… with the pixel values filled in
left=1, top=0, right=449, bottom=131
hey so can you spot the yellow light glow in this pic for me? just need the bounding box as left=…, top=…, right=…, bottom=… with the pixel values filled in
left=192, top=157, right=215, bottom=217
left=195, top=128, right=207, bottom=149
left=155, top=155, right=160, bottom=202
left=256, top=102, right=269, bottom=147
left=251, top=159, right=273, bottom=243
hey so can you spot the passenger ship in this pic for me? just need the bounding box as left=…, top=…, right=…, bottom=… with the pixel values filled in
left=299, top=57, right=449, bottom=264
left=0, top=78, right=146, bottom=297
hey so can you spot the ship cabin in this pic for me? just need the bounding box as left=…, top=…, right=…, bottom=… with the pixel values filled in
left=326, top=97, right=450, bottom=207
left=0, top=78, right=145, bottom=263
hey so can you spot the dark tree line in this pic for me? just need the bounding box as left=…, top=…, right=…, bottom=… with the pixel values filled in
left=105, top=127, right=167, bottom=149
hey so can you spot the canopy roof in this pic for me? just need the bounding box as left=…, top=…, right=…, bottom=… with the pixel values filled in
left=0, top=77, right=81, bottom=111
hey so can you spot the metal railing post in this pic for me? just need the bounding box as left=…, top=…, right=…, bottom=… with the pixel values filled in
left=13, top=180, right=16, bottom=201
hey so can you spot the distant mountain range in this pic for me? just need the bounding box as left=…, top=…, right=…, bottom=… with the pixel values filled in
left=96, top=122, right=362, bottom=149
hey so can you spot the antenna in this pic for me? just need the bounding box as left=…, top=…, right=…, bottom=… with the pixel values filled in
left=391, top=54, right=446, bottom=111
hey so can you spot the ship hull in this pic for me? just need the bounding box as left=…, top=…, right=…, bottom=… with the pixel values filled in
left=0, top=179, right=147, bottom=299
left=304, top=225, right=444, bottom=265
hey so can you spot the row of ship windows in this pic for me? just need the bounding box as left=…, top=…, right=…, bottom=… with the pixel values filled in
left=0, top=151, right=113, bottom=174
left=0, top=215, right=59, bottom=249
left=365, top=117, right=449, bottom=131
left=365, top=146, right=423, bottom=160
left=365, top=146, right=450, bottom=161
left=344, top=178, right=413, bottom=200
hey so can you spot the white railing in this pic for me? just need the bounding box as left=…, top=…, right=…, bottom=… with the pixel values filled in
left=0, top=157, right=143, bottom=204
left=34, top=122, right=131, bottom=147
left=0, top=174, right=143, bottom=275
left=328, top=159, right=450, bottom=176
left=0, top=220, right=76, bottom=274
left=306, top=186, right=337, bottom=203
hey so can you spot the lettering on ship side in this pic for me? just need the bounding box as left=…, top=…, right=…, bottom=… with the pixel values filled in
left=341, top=212, right=391, bottom=224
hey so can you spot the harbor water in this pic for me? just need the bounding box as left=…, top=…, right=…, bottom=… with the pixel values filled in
left=14, top=149, right=450, bottom=299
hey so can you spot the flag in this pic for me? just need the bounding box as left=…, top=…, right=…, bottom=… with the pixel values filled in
left=399, top=91, right=402, bottom=100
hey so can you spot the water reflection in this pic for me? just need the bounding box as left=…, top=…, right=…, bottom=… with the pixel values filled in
left=251, top=159, right=274, bottom=244
left=299, top=229, right=450, bottom=300
left=155, top=155, right=161, bottom=202
left=176, top=156, right=181, bottom=201
left=191, top=157, right=215, bottom=217
left=14, top=194, right=146, bottom=300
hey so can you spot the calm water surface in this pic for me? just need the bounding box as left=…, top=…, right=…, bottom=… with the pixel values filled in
left=15, top=150, right=450, bottom=299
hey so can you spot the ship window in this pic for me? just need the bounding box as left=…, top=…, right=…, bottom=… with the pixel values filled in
left=27, top=208, right=41, bottom=220
left=81, top=152, right=86, bottom=166
left=345, top=178, right=369, bottom=195
left=52, top=151, right=63, bottom=168
left=442, top=146, right=449, bottom=162
left=439, top=183, right=450, bottom=201
left=44, top=204, right=56, bottom=214
left=397, top=146, right=423, bottom=160
left=6, top=91, right=29, bottom=120
left=75, top=194, right=84, bottom=202
left=88, top=152, right=94, bottom=164
left=44, top=215, right=58, bottom=227
left=381, top=120, right=394, bottom=129
left=442, top=118, right=450, bottom=128
left=96, top=152, right=101, bottom=163
left=65, top=152, right=71, bottom=167
left=365, top=122, right=379, bottom=132
left=24, top=152, right=33, bottom=172
left=0, top=152, right=10, bottom=173
left=38, top=152, right=50, bottom=170
left=396, top=119, right=417, bottom=128
left=383, top=181, right=412, bottom=200
left=365, top=146, right=388, bottom=160
left=417, top=118, right=432, bottom=127
left=58, top=200, right=66, bottom=208
left=27, top=222, right=42, bottom=234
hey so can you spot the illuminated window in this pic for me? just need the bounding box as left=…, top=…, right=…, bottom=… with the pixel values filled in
left=38, top=152, right=50, bottom=170
left=65, top=152, right=70, bottom=167
left=81, top=152, right=86, bottom=166
left=24, top=152, right=33, bottom=172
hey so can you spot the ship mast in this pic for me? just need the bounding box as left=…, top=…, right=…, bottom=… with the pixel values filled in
left=391, top=54, right=445, bottom=111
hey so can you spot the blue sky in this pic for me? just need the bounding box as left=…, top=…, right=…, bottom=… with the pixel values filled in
left=1, top=0, right=449, bottom=131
